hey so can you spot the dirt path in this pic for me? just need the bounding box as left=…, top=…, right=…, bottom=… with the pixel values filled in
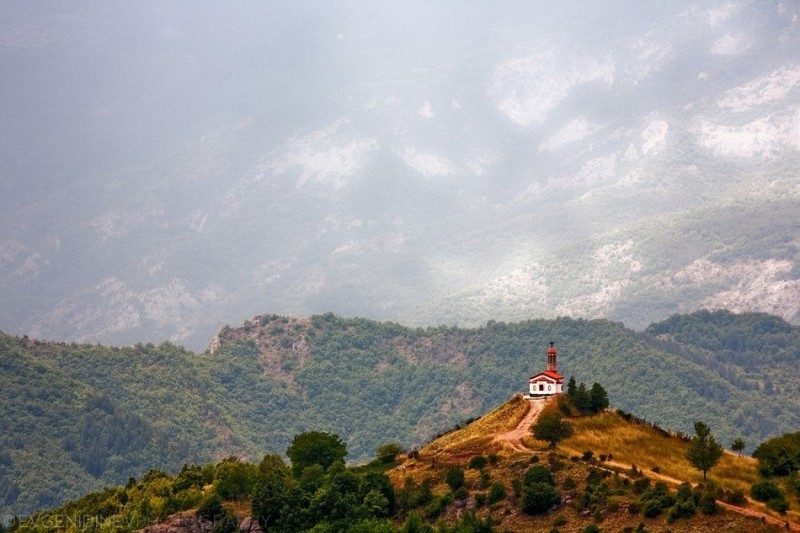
left=596, top=459, right=800, bottom=531
left=492, top=397, right=547, bottom=453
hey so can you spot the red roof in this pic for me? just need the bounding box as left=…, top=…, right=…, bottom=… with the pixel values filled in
left=529, top=370, right=564, bottom=383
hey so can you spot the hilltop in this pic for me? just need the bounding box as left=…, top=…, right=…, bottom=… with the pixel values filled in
left=385, top=394, right=799, bottom=532
left=15, top=395, right=798, bottom=532
left=0, top=310, right=798, bottom=517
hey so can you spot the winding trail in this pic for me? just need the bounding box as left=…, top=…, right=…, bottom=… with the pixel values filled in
left=594, top=459, right=800, bottom=531
left=488, top=399, right=799, bottom=530
left=492, top=397, right=547, bottom=453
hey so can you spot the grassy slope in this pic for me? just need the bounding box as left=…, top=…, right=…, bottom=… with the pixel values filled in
left=390, top=396, right=797, bottom=532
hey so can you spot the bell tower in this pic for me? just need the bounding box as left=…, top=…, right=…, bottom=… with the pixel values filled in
left=547, top=341, right=558, bottom=372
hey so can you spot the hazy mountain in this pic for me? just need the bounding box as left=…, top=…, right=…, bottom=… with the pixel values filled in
left=1, top=1, right=800, bottom=350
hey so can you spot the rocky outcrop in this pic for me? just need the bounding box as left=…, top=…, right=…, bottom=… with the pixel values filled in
left=135, top=512, right=263, bottom=533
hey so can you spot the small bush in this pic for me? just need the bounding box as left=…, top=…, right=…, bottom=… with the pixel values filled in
left=454, top=486, right=469, bottom=501
left=632, top=478, right=650, bottom=495
left=627, top=502, right=641, bottom=515
left=553, top=515, right=568, bottom=526
left=676, top=482, right=693, bottom=502
left=767, top=496, right=789, bottom=513
left=469, top=455, right=489, bottom=470
left=583, top=524, right=602, bottom=533
left=525, top=465, right=555, bottom=487
left=667, top=499, right=695, bottom=523
left=488, top=481, right=507, bottom=504
left=642, top=500, right=663, bottom=518
left=586, top=469, right=604, bottom=486
left=196, top=492, right=225, bottom=521
left=511, top=477, right=523, bottom=498
left=376, top=442, right=403, bottom=464
left=582, top=451, right=594, bottom=462
left=488, top=452, right=499, bottom=466
left=699, top=493, right=717, bottom=514
left=425, top=494, right=453, bottom=519
left=724, top=488, right=745, bottom=505
left=751, top=480, right=782, bottom=502
left=522, top=482, right=560, bottom=515
left=445, top=467, right=465, bottom=491
left=530, top=455, right=540, bottom=463
left=640, top=481, right=675, bottom=518
left=475, top=492, right=486, bottom=508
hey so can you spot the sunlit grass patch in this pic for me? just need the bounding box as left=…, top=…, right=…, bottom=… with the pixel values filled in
left=422, top=394, right=529, bottom=455
left=561, top=411, right=759, bottom=492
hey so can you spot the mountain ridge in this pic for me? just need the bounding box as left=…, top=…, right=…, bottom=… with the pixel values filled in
left=1, top=309, right=798, bottom=517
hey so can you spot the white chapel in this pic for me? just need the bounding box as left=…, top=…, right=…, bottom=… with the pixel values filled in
left=528, top=341, right=564, bottom=397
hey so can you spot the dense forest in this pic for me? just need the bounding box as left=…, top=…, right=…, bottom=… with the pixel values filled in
left=0, top=310, right=798, bottom=517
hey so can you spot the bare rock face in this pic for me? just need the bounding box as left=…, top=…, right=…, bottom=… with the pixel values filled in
left=239, top=516, right=264, bottom=532
left=135, top=512, right=221, bottom=533
left=134, top=512, right=263, bottom=533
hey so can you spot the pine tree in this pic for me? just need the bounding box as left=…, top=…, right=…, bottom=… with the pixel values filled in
left=590, top=383, right=609, bottom=412
left=574, top=383, right=592, bottom=413
left=686, top=421, right=724, bottom=481
left=731, top=437, right=745, bottom=455
left=567, top=376, right=577, bottom=397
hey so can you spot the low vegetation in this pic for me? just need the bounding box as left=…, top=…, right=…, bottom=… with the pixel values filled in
left=10, top=392, right=800, bottom=532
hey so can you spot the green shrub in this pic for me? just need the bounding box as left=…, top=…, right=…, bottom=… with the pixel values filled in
left=640, top=482, right=674, bottom=518
left=474, top=492, right=486, bottom=508
left=445, top=467, right=465, bottom=491
left=751, top=480, right=782, bottom=502
left=699, top=493, right=717, bottom=514
left=468, top=455, right=489, bottom=470
left=522, top=482, right=559, bottom=515
left=488, top=482, right=507, bottom=504
left=425, top=494, right=452, bottom=519
left=676, top=482, right=693, bottom=502
left=767, top=496, right=789, bottom=513
left=525, top=465, right=555, bottom=487
left=376, top=443, right=403, bottom=464
left=197, top=492, right=226, bottom=521
left=667, top=499, right=695, bottom=523
left=724, top=488, right=745, bottom=505
left=642, top=500, right=663, bottom=518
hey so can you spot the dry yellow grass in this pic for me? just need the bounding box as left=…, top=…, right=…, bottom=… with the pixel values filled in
left=420, top=393, right=529, bottom=455
left=387, top=398, right=796, bottom=532
left=561, top=410, right=760, bottom=492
